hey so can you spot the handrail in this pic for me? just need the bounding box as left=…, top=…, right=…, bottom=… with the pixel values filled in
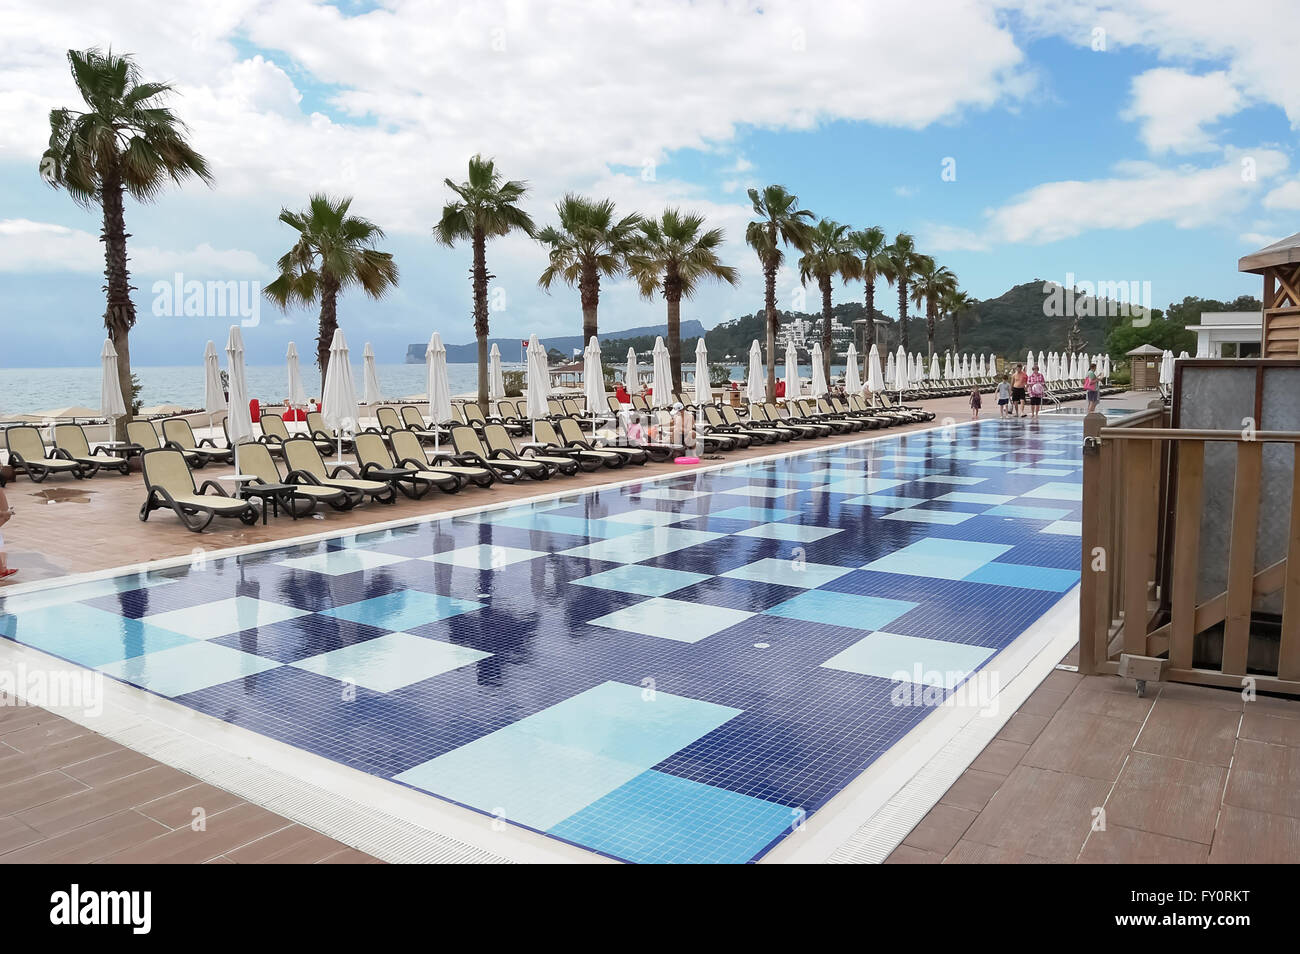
left=1098, top=427, right=1300, bottom=442
left=1104, top=406, right=1165, bottom=429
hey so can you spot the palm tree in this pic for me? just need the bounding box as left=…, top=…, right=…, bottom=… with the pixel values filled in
left=745, top=185, right=815, bottom=400
left=798, top=219, right=860, bottom=386
left=536, top=195, right=641, bottom=344
left=264, top=194, right=399, bottom=390
left=880, top=233, right=920, bottom=353
left=849, top=226, right=887, bottom=353
left=942, top=288, right=978, bottom=352
left=910, top=256, right=957, bottom=357
left=40, top=48, right=212, bottom=437
left=434, top=156, right=535, bottom=410
left=628, top=209, right=739, bottom=392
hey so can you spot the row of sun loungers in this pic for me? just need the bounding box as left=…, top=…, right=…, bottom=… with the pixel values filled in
left=2, top=390, right=940, bottom=531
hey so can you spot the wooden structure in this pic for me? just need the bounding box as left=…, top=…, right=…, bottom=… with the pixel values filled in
left=1240, top=232, right=1300, bottom=357
left=1125, top=343, right=1163, bottom=389
left=1079, top=364, right=1300, bottom=695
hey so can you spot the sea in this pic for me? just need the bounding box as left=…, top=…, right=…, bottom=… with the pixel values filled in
left=0, top=362, right=851, bottom=415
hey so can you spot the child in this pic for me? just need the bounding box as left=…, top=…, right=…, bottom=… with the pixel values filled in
left=996, top=375, right=1011, bottom=418
left=0, top=486, right=14, bottom=579
left=969, top=384, right=982, bottom=420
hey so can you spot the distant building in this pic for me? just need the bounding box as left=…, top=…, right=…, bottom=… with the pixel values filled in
left=1185, top=311, right=1263, bottom=358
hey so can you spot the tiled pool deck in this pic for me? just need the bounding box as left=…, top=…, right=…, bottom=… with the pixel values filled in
left=1, top=415, right=1086, bottom=863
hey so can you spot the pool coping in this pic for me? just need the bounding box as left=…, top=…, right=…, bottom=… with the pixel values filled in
left=0, top=415, right=1085, bottom=863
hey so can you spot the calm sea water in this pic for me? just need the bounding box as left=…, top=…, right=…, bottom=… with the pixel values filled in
left=0, top=362, right=849, bottom=415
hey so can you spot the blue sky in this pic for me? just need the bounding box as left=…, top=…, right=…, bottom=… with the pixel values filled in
left=2, top=0, right=1297, bottom=367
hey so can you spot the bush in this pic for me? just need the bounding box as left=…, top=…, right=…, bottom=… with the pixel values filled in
left=503, top=370, right=525, bottom=397
left=708, top=362, right=732, bottom=387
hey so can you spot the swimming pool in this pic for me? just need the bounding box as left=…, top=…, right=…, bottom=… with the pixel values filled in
left=0, top=418, right=1084, bottom=863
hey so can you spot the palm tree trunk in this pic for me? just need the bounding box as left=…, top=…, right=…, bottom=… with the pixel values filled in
left=764, top=257, right=778, bottom=402
left=472, top=228, right=490, bottom=411
left=666, top=271, right=683, bottom=394
left=100, top=163, right=135, bottom=441
left=898, top=280, right=910, bottom=352
left=952, top=313, right=961, bottom=352
left=864, top=276, right=876, bottom=349
left=820, top=277, right=834, bottom=386
left=580, top=262, right=599, bottom=345
left=926, top=299, right=936, bottom=357
left=316, top=276, right=339, bottom=396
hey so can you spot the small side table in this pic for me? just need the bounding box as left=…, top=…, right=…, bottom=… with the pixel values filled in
left=239, top=482, right=297, bottom=524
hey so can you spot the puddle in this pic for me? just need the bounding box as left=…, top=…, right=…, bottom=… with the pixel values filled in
left=28, top=487, right=97, bottom=504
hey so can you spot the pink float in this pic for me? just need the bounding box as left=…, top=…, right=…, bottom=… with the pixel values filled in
left=674, top=456, right=700, bottom=465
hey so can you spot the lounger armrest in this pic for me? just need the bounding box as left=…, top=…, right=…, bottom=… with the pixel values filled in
left=197, top=479, right=233, bottom=497
left=197, top=437, right=220, bottom=449
left=259, top=434, right=285, bottom=446
left=327, top=463, right=362, bottom=479
left=284, top=468, right=324, bottom=486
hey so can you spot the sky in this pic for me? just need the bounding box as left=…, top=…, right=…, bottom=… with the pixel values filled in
left=1, top=0, right=1298, bottom=367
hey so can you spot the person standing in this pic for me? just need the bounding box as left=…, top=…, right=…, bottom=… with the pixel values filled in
left=1084, top=362, right=1100, bottom=413
left=0, top=486, right=14, bottom=579
left=1010, top=364, right=1028, bottom=417
left=1027, top=363, right=1046, bottom=420
left=969, top=384, right=982, bottom=421
left=996, top=375, right=1011, bottom=418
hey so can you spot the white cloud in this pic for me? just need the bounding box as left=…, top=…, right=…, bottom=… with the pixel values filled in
left=920, top=223, right=990, bottom=251
left=1264, top=178, right=1300, bottom=210
left=1121, top=68, right=1242, bottom=153
left=0, top=219, right=272, bottom=276
left=1239, top=232, right=1281, bottom=248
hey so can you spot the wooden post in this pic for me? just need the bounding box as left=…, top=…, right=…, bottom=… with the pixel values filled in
left=1168, top=440, right=1204, bottom=669
left=1279, top=443, right=1300, bottom=681
left=1123, top=433, right=1155, bottom=655
left=1222, top=441, right=1263, bottom=676
left=1078, top=412, right=1105, bottom=674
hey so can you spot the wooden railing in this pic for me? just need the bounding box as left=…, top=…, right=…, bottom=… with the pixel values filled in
left=1079, top=403, right=1300, bottom=694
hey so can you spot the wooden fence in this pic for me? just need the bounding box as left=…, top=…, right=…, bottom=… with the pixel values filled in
left=1078, top=402, right=1300, bottom=694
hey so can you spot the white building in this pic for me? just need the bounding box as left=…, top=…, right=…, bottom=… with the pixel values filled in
left=1184, top=311, right=1263, bottom=358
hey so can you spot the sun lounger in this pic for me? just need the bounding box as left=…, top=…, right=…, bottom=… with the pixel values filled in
left=162, top=418, right=234, bottom=466
left=138, top=448, right=258, bottom=532
left=238, top=441, right=351, bottom=516
left=353, top=432, right=460, bottom=498
left=282, top=438, right=396, bottom=505
left=453, top=425, right=553, bottom=480
left=53, top=423, right=130, bottom=475
left=557, top=417, right=649, bottom=465
left=389, top=430, right=497, bottom=488
left=5, top=425, right=89, bottom=481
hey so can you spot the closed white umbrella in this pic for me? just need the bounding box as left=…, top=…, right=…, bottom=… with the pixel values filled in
left=1159, top=350, right=1175, bottom=386
left=488, top=343, right=506, bottom=401
left=426, top=332, right=452, bottom=454
left=845, top=343, right=861, bottom=394
left=784, top=338, right=799, bottom=401
left=693, top=338, right=711, bottom=406
left=203, top=340, right=223, bottom=440
left=224, top=325, right=254, bottom=476
left=868, top=344, right=884, bottom=394
left=929, top=352, right=940, bottom=381
left=286, top=341, right=308, bottom=415
left=1102, top=354, right=1111, bottom=378
left=320, top=328, right=359, bottom=464
left=895, top=345, right=909, bottom=393
left=960, top=354, right=968, bottom=378
left=624, top=347, right=638, bottom=396
left=746, top=340, right=765, bottom=406
left=100, top=339, right=127, bottom=434
left=977, top=354, right=986, bottom=378
left=810, top=342, right=828, bottom=397
left=943, top=352, right=952, bottom=380
left=1038, top=350, right=1047, bottom=375
left=583, top=336, right=604, bottom=435
left=525, top=334, right=549, bottom=441
left=361, top=342, right=382, bottom=409
left=1178, top=350, right=1189, bottom=360
left=884, top=351, right=896, bottom=388
left=651, top=336, right=672, bottom=408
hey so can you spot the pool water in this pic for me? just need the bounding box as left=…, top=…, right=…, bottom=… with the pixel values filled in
left=0, top=418, right=1085, bottom=863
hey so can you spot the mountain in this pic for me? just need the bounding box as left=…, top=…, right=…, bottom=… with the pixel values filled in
left=406, top=320, right=708, bottom=363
